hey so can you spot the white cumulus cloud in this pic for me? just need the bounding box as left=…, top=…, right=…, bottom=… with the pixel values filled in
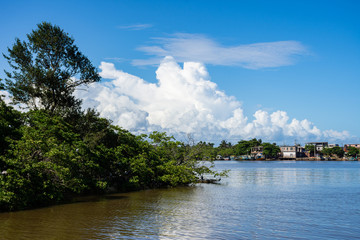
left=0, top=90, right=27, bottom=111
left=132, top=33, right=309, bottom=69
left=75, top=57, right=350, bottom=144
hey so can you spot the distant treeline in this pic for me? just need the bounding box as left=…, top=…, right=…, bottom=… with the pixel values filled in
left=194, top=138, right=280, bottom=159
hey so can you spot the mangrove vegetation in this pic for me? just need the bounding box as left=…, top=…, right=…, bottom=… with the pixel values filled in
left=0, top=22, right=225, bottom=211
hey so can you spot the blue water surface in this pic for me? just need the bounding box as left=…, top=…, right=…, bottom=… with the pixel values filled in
left=206, top=161, right=360, bottom=239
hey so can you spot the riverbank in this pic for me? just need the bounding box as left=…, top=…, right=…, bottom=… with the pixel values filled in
left=2, top=161, right=360, bottom=239
left=233, top=157, right=357, bottom=161
left=0, top=110, right=225, bottom=212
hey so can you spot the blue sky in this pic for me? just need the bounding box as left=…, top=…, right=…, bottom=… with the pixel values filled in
left=1, top=0, right=359, bottom=145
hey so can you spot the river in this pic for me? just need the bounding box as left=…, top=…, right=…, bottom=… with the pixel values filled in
left=1, top=161, right=360, bottom=239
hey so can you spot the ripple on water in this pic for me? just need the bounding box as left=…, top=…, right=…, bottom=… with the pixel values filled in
left=1, top=161, right=360, bottom=239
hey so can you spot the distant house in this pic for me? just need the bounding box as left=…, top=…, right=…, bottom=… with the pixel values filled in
left=216, top=155, right=223, bottom=160
left=251, top=146, right=264, bottom=159
left=280, top=145, right=305, bottom=159
left=344, top=144, right=360, bottom=152
left=306, top=142, right=328, bottom=151
left=328, top=143, right=339, bottom=148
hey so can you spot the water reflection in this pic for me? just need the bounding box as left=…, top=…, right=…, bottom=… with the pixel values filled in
left=230, top=163, right=360, bottom=187
left=1, top=161, right=360, bottom=239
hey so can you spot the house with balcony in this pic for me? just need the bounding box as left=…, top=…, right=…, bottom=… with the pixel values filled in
left=251, top=146, right=265, bottom=160
left=280, top=145, right=306, bottom=159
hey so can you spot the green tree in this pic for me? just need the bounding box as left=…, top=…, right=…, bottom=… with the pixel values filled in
left=0, top=111, right=92, bottom=210
left=3, top=22, right=100, bottom=115
left=321, top=147, right=333, bottom=157
left=261, top=142, right=280, bottom=159
left=332, top=146, right=344, bottom=158
left=217, top=148, right=234, bottom=157
left=346, top=147, right=359, bottom=158
left=218, top=140, right=232, bottom=149
left=0, top=99, right=22, bottom=156
left=196, top=141, right=217, bottom=160
left=0, top=113, right=228, bottom=211
left=305, top=144, right=315, bottom=156
left=216, top=140, right=234, bottom=157
left=322, top=146, right=344, bottom=158
left=233, top=138, right=262, bottom=156
left=0, top=23, right=231, bottom=211
left=148, top=132, right=227, bottom=186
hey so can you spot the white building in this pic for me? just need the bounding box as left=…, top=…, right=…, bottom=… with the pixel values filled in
left=306, top=142, right=328, bottom=151
left=280, top=145, right=305, bottom=159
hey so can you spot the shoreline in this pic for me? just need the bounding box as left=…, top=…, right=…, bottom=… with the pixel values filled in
left=225, top=158, right=358, bottom=161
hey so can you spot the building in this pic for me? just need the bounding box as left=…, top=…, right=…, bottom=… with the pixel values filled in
left=344, top=144, right=360, bottom=152
left=306, top=142, right=328, bottom=151
left=251, top=146, right=265, bottom=160
left=251, top=146, right=263, bottom=156
left=216, top=155, right=223, bottom=160
left=328, top=143, right=339, bottom=148
left=280, top=145, right=305, bottom=159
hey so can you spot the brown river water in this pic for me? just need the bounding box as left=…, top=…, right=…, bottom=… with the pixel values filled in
left=1, top=161, right=360, bottom=239
left=0, top=186, right=205, bottom=239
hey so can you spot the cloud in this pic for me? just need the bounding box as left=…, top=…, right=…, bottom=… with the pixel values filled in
left=132, top=33, right=309, bottom=69
left=103, top=57, right=127, bottom=63
left=0, top=90, right=27, bottom=111
left=117, top=24, right=153, bottom=31
left=75, top=57, right=350, bottom=144
left=0, top=91, right=12, bottom=105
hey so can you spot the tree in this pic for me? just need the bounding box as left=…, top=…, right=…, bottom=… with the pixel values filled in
left=321, top=147, right=333, bottom=157
left=3, top=22, right=100, bottom=114
left=233, top=138, right=262, bottom=156
left=305, top=144, right=315, bottom=156
left=196, top=141, right=217, bottom=160
left=0, top=110, right=93, bottom=210
left=215, top=140, right=233, bottom=157
left=322, top=146, right=344, bottom=158
left=147, top=132, right=227, bottom=186
left=332, top=146, right=344, bottom=158
left=0, top=99, right=22, bottom=156
left=346, top=147, right=359, bottom=158
left=218, top=140, right=232, bottom=149
left=261, top=142, right=280, bottom=159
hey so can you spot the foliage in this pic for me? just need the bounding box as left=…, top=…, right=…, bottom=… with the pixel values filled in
left=346, top=147, right=359, bottom=158
left=0, top=99, right=22, bottom=156
left=0, top=22, right=224, bottom=212
left=209, top=138, right=279, bottom=159
left=218, top=140, right=232, bottom=149
left=1, top=111, right=85, bottom=210
left=195, top=141, right=217, bottom=160
left=147, top=132, right=226, bottom=186
left=201, top=138, right=279, bottom=159
left=233, top=138, right=262, bottom=156
left=322, top=146, right=344, bottom=158
left=331, top=146, right=344, bottom=158
left=0, top=109, right=223, bottom=211
left=261, top=142, right=280, bottom=158
left=305, top=144, right=315, bottom=156
left=217, top=148, right=233, bottom=157
left=321, top=147, right=332, bottom=157
left=3, top=22, right=100, bottom=114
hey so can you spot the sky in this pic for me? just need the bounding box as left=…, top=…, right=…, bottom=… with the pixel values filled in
left=1, top=0, right=359, bottom=145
